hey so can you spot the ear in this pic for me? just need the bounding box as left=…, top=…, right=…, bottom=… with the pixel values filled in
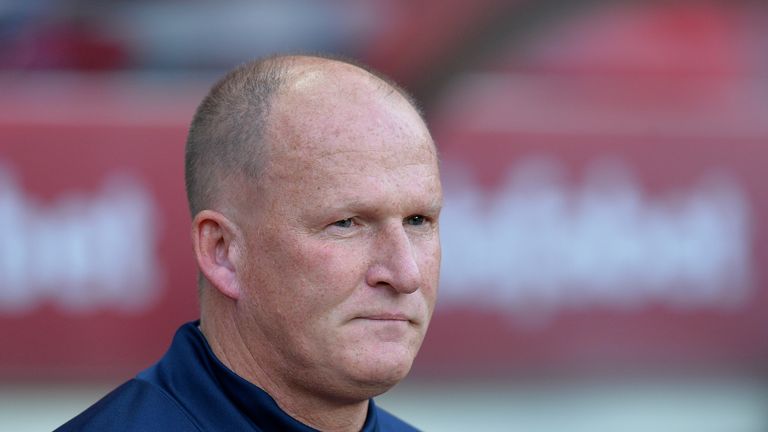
left=191, top=210, right=243, bottom=300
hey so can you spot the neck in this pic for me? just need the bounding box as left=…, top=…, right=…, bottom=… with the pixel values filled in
left=200, top=307, right=370, bottom=432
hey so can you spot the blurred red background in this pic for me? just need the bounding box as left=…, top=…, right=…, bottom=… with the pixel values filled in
left=1, top=0, right=767, bottom=381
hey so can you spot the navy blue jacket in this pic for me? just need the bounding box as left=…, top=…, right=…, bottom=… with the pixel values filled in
left=56, top=321, right=419, bottom=431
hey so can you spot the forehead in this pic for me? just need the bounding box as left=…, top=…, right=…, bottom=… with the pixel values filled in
left=264, top=62, right=434, bottom=164
left=244, top=63, right=441, bottom=213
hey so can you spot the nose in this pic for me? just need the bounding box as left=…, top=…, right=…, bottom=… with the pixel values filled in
left=365, top=223, right=421, bottom=294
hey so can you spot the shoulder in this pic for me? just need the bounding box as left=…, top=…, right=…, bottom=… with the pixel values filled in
left=376, top=406, right=421, bottom=432
left=55, top=379, right=201, bottom=432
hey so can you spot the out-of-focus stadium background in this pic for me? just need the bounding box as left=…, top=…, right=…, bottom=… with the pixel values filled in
left=2, top=1, right=768, bottom=430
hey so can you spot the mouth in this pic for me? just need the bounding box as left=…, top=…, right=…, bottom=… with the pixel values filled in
left=356, top=313, right=415, bottom=324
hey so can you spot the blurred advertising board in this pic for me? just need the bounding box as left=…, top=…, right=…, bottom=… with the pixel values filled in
left=0, top=76, right=203, bottom=379
left=417, top=71, right=767, bottom=376
left=1, top=72, right=766, bottom=380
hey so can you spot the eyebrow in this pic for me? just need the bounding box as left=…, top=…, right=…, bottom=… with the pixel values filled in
left=421, top=200, right=444, bottom=215
left=321, top=194, right=442, bottom=212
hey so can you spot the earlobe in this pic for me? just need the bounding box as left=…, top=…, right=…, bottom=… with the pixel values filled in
left=191, top=210, right=242, bottom=300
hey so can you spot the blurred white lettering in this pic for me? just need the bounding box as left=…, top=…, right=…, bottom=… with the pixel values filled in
left=0, top=164, right=161, bottom=314
left=440, top=157, right=752, bottom=325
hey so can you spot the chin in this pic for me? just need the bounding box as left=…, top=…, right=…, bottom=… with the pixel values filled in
left=348, top=350, right=416, bottom=396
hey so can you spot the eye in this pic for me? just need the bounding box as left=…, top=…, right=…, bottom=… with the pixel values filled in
left=332, top=218, right=354, bottom=228
left=405, top=215, right=427, bottom=226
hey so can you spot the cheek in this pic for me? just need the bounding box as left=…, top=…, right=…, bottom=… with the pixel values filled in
left=417, top=237, right=441, bottom=279
left=304, top=241, right=365, bottom=290
left=417, top=238, right=441, bottom=308
left=279, top=238, right=366, bottom=311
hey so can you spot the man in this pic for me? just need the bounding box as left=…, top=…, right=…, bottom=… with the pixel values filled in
left=57, top=54, right=443, bottom=431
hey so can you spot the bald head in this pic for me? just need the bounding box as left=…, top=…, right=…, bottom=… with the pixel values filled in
left=184, top=55, right=424, bottom=217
